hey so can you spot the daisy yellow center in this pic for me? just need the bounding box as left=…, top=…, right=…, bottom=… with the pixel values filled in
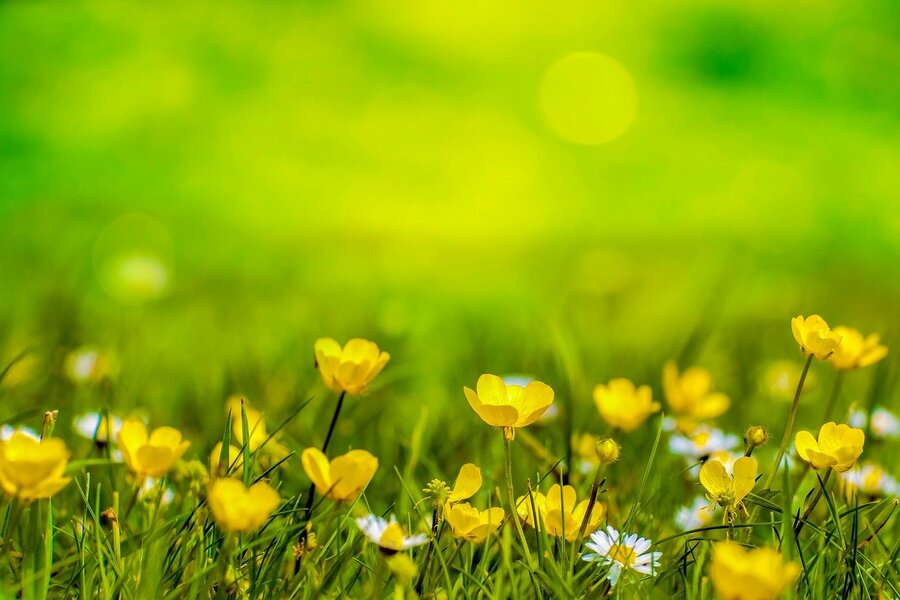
left=692, top=431, right=711, bottom=448
left=608, top=544, right=636, bottom=565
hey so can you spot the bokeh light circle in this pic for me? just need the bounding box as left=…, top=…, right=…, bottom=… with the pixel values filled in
left=93, top=213, right=174, bottom=305
left=539, top=52, right=638, bottom=145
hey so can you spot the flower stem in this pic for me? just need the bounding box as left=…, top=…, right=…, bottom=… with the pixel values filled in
left=414, top=509, right=441, bottom=595
left=765, top=354, right=813, bottom=490
left=571, top=463, right=605, bottom=571
left=793, top=469, right=832, bottom=538
left=822, top=371, right=845, bottom=424
left=503, top=432, right=534, bottom=567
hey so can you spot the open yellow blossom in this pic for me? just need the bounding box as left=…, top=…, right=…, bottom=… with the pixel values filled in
left=301, top=447, right=378, bottom=502
left=829, top=326, right=888, bottom=371
left=118, top=419, right=190, bottom=478
left=517, top=485, right=604, bottom=540
left=209, top=442, right=243, bottom=478
left=593, top=378, right=659, bottom=432
left=464, top=374, right=554, bottom=429
left=699, top=456, right=757, bottom=520
left=662, top=362, right=730, bottom=428
left=207, top=478, right=280, bottom=533
left=447, top=463, right=481, bottom=504
left=314, top=338, right=390, bottom=395
left=791, top=314, right=842, bottom=360
left=709, top=542, right=799, bottom=600
left=794, top=422, right=864, bottom=472
left=0, top=433, right=71, bottom=501
left=444, top=503, right=504, bottom=543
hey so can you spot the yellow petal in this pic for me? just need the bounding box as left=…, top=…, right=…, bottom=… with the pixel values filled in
left=449, top=463, right=482, bottom=503
left=301, top=447, right=332, bottom=494
left=464, top=386, right=518, bottom=427
left=475, top=374, right=508, bottom=406
left=329, top=449, right=378, bottom=501
left=699, top=460, right=730, bottom=496
left=793, top=430, right=818, bottom=462
left=732, top=456, right=758, bottom=502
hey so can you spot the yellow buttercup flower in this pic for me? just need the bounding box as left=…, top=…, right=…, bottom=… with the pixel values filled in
left=829, top=326, right=888, bottom=371
left=464, top=374, right=554, bottom=430
left=118, top=419, right=190, bottom=478
left=444, top=503, right=504, bottom=543
left=593, top=378, right=660, bottom=432
left=794, top=422, right=864, bottom=472
left=209, top=442, right=243, bottom=478
left=699, top=456, right=757, bottom=521
left=662, top=362, right=730, bottom=427
left=517, top=484, right=604, bottom=541
left=0, top=433, right=71, bottom=501
left=709, top=541, right=799, bottom=600
left=301, top=447, right=378, bottom=502
left=207, top=478, right=280, bottom=533
left=791, top=314, right=842, bottom=360
left=314, top=338, right=390, bottom=395
left=447, top=463, right=482, bottom=504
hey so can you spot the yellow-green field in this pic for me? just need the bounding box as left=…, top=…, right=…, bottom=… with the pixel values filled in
left=0, top=1, right=898, bottom=598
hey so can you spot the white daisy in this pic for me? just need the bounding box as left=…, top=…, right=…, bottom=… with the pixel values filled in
left=675, top=496, right=713, bottom=531
left=848, top=408, right=867, bottom=429
left=870, top=408, right=900, bottom=440
left=669, top=426, right=739, bottom=461
left=0, top=425, right=40, bottom=441
left=355, top=514, right=429, bottom=553
left=73, top=412, right=123, bottom=443
left=841, top=463, right=899, bottom=497
left=582, top=526, right=662, bottom=586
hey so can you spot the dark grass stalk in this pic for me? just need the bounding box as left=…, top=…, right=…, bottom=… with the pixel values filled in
left=414, top=509, right=441, bottom=595
left=793, top=469, right=833, bottom=538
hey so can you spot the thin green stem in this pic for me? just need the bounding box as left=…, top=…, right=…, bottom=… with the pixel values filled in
left=765, top=354, right=813, bottom=490
left=794, top=469, right=833, bottom=538
left=822, top=371, right=846, bottom=424
left=503, top=432, right=534, bottom=567
left=570, top=463, right=604, bottom=571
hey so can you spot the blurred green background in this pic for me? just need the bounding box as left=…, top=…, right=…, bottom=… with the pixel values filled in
left=1, top=1, right=897, bottom=484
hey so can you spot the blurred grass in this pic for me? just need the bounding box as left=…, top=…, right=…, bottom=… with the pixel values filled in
left=0, top=0, right=897, bottom=480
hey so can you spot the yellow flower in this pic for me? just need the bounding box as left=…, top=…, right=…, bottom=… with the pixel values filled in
left=0, top=433, right=71, bottom=501
left=791, top=314, right=842, bottom=360
left=444, top=503, right=504, bottom=543
left=301, top=447, right=378, bottom=502
left=117, top=419, right=190, bottom=478
left=829, top=326, right=888, bottom=371
left=709, top=541, right=799, bottom=600
left=225, top=397, right=286, bottom=455
left=596, top=438, right=621, bottom=465
left=209, top=442, right=243, bottom=478
left=517, top=485, right=604, bottom=541
left=699, top=456, right=757, bottom=516
left=464, top=374, right=554, bottom=429
left=572, top=433, right=601, bottom=471
left=447, top=463, right=482, bottom=504
left=662, top=362, right=730, bottom=425
left=592, top=378, right=660, bottom=432
left=314, top=338, right=390, bottom=395
left=794, top=422, right=864, bottom=472
left=207, top=478, right=280, bottom=533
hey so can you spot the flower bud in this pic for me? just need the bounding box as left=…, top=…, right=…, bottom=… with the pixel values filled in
left=595, top=438, right=620, bottom=465
left=746, top=426, right=769, bottom=448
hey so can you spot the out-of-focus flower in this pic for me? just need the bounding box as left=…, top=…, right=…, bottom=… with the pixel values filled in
left=118, top=419, right=190, bottom=478
left=675, top=496, right=713, bottom=531
left=518, top=484, right=604, bottom=541
left=444, top=503, right=504, bottom=543
left=207, top=478, right=280, bottom=533
left=314, top=338, right=390, bottom=395
left=138, top=476, right=176, bottom=506
left=762, top=361, right=818, bottom=401
left=850, top=407, right=900, bottom=440
left=572, top=433, right=601, bottom=473
left=64, top=346, right=114, bottom=384
left=582, top=526, right=661, bottom=586
left=0, top=353, right=40, bottom=389
left=355, top=515, right=428, bottom=553
left=709, top=542, right=799, bottom=600
left=593, top=378, right=659, bottom=432
left=662, top=362, right=730, bottom=429
left=225, top=397, right=286, bottom=454
left=829, top=327, right=887, bottom=371
left=794, top=422, right=864, bottom=472
left=699, top=457, right=757, bottom=517
left=464, top=374, right=554, bottom=430
left=447, top=463, right=481, bottom=504
left=209, top=442, right=243, bottom=478
left=791, top=315, right=842, bottom=360
left=385, top=554, right=418, bottom=586
left=669, top=426, right=739, bottom=462
left=0, top=433, right=71, bottom=500
left=301, top=448, right=377, bottom=503
left=0, top=425, right=39, bottom=442
left=73, top=412, right=122, bottom=444
left=840, top=463, right=899, bottom=498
